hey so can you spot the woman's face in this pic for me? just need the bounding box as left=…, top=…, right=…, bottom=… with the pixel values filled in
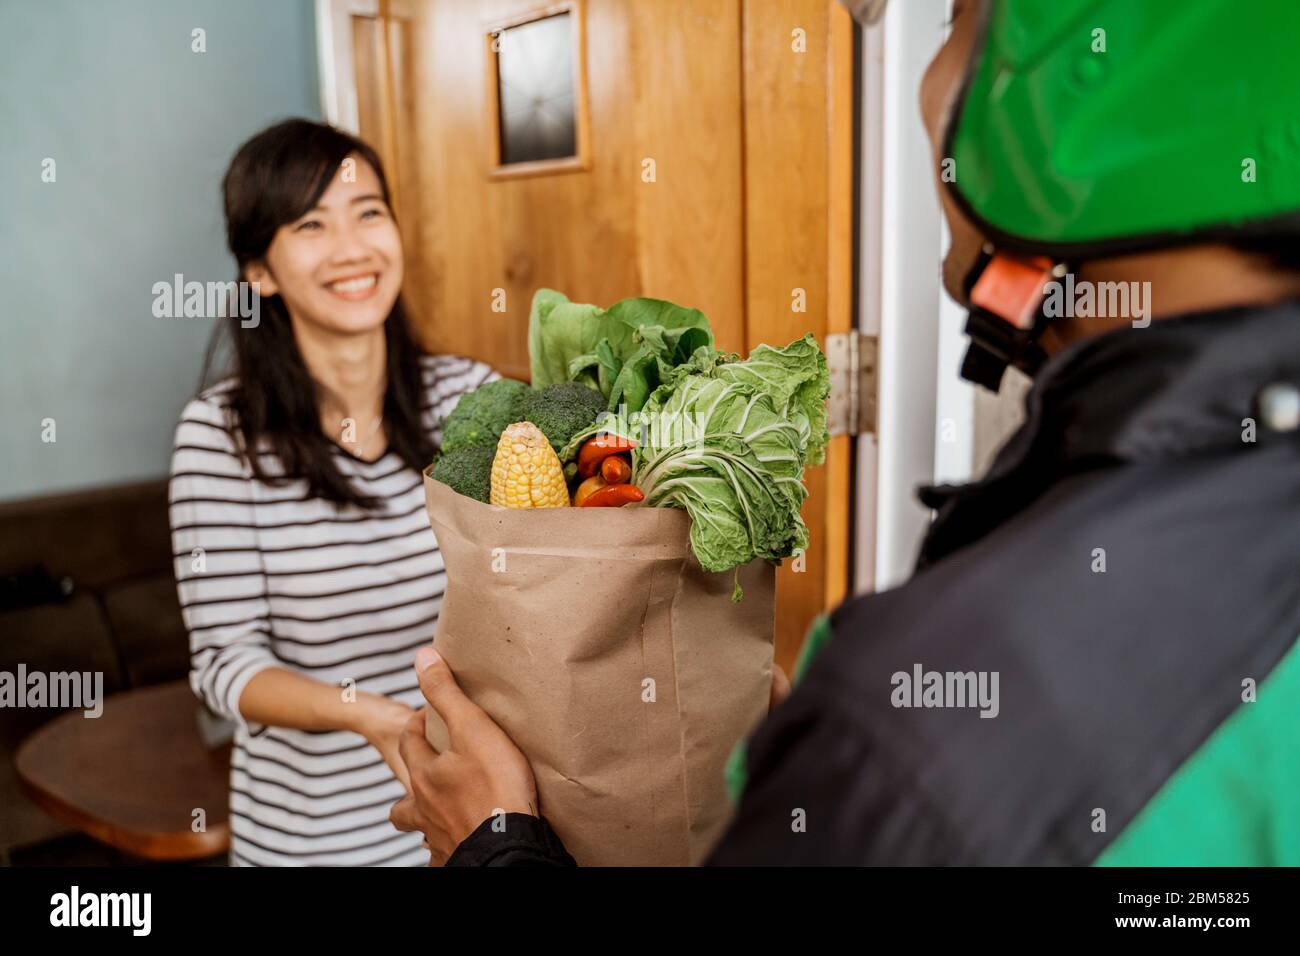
left=919, top=0, right=987, bottom=304
left=247, top=154, right=404, bottom=336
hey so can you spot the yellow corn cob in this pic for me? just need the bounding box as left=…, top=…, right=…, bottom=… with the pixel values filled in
left=489, top=421, right=570, bottom=509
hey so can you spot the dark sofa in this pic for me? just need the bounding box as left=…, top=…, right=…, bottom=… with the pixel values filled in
left=0, top=479, right=189, bottom=861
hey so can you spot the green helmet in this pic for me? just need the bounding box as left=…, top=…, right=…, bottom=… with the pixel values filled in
left=844, top=0, right=1300, bottom=389
left=947, top=0, right=1300, bottom=257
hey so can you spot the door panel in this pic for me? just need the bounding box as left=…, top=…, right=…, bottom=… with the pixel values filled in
left=392, top=0, right=747, bottom=381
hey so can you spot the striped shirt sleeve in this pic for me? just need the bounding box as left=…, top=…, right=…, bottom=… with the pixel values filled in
left=169, top=394, right=277, bottom=734
left=421, top=354, right=501, bottom=444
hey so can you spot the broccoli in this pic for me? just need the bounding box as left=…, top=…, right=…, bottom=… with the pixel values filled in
left=524, top=382, right=607, bottom=455
left=440, top=377, right=531, bottom=452
left=430, top=444, right=496, bottom=503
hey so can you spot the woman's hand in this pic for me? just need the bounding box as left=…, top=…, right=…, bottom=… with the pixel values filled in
left=390, top=647, right=537, bottom=864
left=352, top=692, right=417, bottom=792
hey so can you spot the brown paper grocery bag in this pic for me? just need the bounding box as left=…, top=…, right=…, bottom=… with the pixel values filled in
left=422, top=471, right=775, bottom=866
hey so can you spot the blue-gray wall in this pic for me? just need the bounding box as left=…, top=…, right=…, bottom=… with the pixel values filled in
left=0, top=0, right=320, bottom=501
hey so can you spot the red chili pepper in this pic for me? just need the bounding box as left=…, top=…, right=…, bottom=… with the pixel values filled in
left=600, top=454, right=631, bottom=485
left=578, top=434, right=638, bottom=478
left=578, top=483, right=645, bottom=508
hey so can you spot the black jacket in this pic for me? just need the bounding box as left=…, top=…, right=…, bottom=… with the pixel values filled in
left=449, top=302, right=1300, bottom=866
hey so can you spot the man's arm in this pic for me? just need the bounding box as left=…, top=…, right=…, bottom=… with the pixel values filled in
left=446, top=813, right=576, bottom=867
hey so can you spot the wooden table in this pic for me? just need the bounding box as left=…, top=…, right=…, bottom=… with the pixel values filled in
left=15, top=680, right=231, bottom=861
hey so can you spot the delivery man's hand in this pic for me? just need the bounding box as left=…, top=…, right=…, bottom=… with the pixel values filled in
left=390, top=646, right=538, bottom=865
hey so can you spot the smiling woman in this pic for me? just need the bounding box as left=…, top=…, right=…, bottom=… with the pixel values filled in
left=169, top=120, right=496, bottom=866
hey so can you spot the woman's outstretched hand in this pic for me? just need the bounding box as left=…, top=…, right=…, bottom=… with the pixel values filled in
left=389, top=647, right=537, bottom=864
left=353, top=693, right=417, bottom=793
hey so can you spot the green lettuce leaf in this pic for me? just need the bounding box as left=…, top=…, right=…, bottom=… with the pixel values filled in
left=641, top=334, right=829, bottom=465
left=633, top=377, right=809, bottom=578
left=528, top=290, right=607, bottom=390
left=526, top=289, right=715, bottom=412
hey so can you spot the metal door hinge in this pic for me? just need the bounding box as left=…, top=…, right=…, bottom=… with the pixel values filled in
left=826, top=331, right=878, bottom=437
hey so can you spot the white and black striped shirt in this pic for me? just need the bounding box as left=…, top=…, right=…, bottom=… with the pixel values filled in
left=169, top=353, right=496, bottom=866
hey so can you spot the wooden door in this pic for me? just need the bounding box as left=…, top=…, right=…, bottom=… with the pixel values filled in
left=327, top=0, right=854, bottom=669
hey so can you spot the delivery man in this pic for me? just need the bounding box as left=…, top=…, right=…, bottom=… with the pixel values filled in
left=390, top=0, right=1300, bottom=865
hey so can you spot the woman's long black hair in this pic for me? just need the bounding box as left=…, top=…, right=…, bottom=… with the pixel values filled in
left=201, top=119, right=435, bottom=510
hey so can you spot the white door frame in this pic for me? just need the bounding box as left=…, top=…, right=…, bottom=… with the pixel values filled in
left=854, top=0, right=973, bottom=594
left=315, top=0, right=379, bottom=133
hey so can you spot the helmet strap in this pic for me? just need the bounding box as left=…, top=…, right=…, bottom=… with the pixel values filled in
left=958, top=247, right=1070, bottom=391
